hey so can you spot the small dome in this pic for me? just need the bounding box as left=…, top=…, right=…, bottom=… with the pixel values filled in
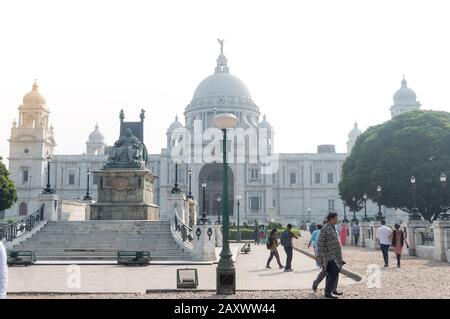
left=23, top=80, right=46, bottom=107
left=88, top=123, right=105, bottom=142
left=393, top=77, right=418, bottom=105
left=258, top=114, right=272, bottom=130
left=167, top=115, right=183, bottom=132
left=348, top=121, right=362, bottom=139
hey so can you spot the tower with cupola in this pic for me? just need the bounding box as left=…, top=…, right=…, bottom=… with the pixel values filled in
left=7, top=80, right=56, bottom=216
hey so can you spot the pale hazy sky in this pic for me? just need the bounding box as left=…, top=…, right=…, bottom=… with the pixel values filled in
left=1, top=0, right=450, bottom=162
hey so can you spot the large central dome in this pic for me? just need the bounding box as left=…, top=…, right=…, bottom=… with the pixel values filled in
left=193, top=72, right=251, bottom=100
left=184, top=43, right=260, bottom=123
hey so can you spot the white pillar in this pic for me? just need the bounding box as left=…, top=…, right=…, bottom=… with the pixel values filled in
left=215, top=224, right=223, bottom=247
left=192, top=224, right=216, bottom=261
left=38, top=193, right=60, bottom=221
left=406, top=219, right=430, bottom=256
left=432, top=220, right=450, bottom=262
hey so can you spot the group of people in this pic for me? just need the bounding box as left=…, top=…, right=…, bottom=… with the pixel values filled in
left=265, top=224, right=299, bottom=272
left=377, top=220, right=409, bottom=267
left=263, top=214, right=344, bottom=298
left=254, top=225, right=269, bottom=246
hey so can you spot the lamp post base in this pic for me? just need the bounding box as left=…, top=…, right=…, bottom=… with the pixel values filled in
left=42, top=188, right=55, bottom=195
left=409, top=209, right=422, bottom=220
left=438, top=212, right=450, bottom=221
left=216, top=254, right=236, bottom=294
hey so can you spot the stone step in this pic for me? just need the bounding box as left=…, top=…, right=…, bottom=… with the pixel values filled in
left=33, top=256, right=194, bottom=261
left=15, top=245, right=184, bottom=250
left=28, top=251, right=190, bottom=256
left=11, top=220, right=192, bottom=261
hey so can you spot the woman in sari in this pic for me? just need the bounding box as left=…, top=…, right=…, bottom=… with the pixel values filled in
left=340, top=223, right=347, bottom=245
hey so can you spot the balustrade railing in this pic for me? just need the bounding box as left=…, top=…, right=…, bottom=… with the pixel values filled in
left=0, top=204, right=44, bottom=243
left=174, top=210, right=194, bottom=242
left=420, top=231, right=434, bottom=246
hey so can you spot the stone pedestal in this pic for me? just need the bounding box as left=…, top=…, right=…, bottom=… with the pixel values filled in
left=38, top=193, right=60, bottom=221
left=367, top=221, right=382, bottom=250
left=82, top=199, right=94, bottom=220
left=215, top=224, right=223, bottom=247
left=406, top=219, right=430, bottom=256
left=432, top=220, right=450, bottom=262
left=90, top=169, right=160, bottom=220
left=359, top=222, right=370, bottom=247
left=193, top=224, right=216, bottom=261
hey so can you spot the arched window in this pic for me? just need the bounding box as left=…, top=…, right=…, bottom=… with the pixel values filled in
left=19, top=202, right=28, bottom=216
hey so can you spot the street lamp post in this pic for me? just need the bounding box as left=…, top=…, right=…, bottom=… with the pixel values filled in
left=171, top=160, right=181, bottom=194
left=214, top=112, right=238, bottom=295
left=342, top=202, right=348, bottom=223
left=351, top=196, right=358, bottom=222
left=200, top=181, right=209, bottom=224
left=42, top=155, right=54, bottom=194
left=216, top=196, right=222, bottom=224
left=236, top=195, right=242, bottom=242
left=362, top=193, right=369, bottom=221
left=187, top=169, right=194, bottom=199
left=307, top=208, right=311, bottom=223
left=375, top=185, right=384, bottom=221
left=410, top=176, right=421, bottom=220
left=83, top=169, right=92, bottom=201
left=438, top=173, right=448, bottom=221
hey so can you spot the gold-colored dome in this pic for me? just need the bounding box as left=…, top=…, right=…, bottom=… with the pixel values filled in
left=23, top=80, right=46, bottom=107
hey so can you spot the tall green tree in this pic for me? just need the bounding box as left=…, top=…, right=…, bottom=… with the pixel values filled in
left=339, top=111, right=450, bottom=221
left=0, top=156, right=17, bottom=211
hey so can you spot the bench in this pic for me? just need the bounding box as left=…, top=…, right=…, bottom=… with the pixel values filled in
left=177, top=268, right=198, bottom=289
left=117, top=251, right=151, bottom=266
left=7, top=251, right=36, bottom=266
left=240, top=243, right=251, bottom=254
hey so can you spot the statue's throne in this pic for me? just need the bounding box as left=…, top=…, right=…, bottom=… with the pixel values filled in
left=120, top=109, right=145, bottom=143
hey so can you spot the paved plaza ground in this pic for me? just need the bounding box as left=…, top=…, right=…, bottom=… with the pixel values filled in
left=7, top=242, right=355, bottom=294
left=7, top=232, right=450, bottom=299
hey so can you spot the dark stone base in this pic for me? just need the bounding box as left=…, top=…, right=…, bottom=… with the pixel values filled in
left=90, top=203, right=160, bottom=220
left=90, top=168, right=160, bottom=220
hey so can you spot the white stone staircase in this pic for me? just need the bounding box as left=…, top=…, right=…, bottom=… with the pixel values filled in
left=10, top=220, right=194, bottom=261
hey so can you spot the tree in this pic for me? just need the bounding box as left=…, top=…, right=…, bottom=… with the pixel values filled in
left=0, top=156, right=17, bottom=211
left=339, top=111, right=450, bottom=221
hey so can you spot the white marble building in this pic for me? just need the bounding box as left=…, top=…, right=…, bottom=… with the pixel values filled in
left=5, top=46, right=419, bottom=225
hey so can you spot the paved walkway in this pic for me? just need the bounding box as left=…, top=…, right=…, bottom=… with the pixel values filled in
left=8, top=243, right=356, bottom=293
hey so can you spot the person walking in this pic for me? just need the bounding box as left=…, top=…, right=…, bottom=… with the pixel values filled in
left=316, top=212, right=345, bottom=299
left=352, top=222, right=360, bottom=246
left=308, top=224, right=322, bottom=268
left=280, top=224, right=299, bottom=272
left=260, top=226, right=267, bottom=245
left=0, top=240, right=8, bottom=299
left=376, top=220, right=393, bottom=267
left=340, top=223, right=347, bottom=246
left=335, top=222, right=341, bottom=237
left=391, top=224, right=408, bottom=267
left=266, top=229, right=284, bottom=269
left=254, top=225, right=260, bottom=245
